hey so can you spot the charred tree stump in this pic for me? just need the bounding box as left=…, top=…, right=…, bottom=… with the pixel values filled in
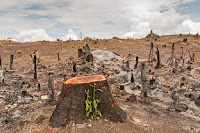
left=85, top=43, right=93, bottom=62
left=192, top=53, right=195, bottom=62
left=33, top=54, right=37, bottom=80
left=148, top=42, right=153, bottom=64
left=171, top=43, right=175, bottom=65
left=0, top=69, right=4, bottom=83
left=38, top=82, right=41, bottom=91
left=31, top=52, right=36, bottom=71
left=0, top=56, right=2, bottom=69
left=72, top=62, right=76, bottom=72
left=57, top=53, right=60, bottom=61
left=173, top=59, right=178, bottom=73
left=49, top=75, right=127, bottom=128
left=134, top=56, right=139, bottom=69
left=78, top=49, right=84, bottom=57
left=141, top=63, right=147, bottom=98
left=189, top=51, right=192, bottom=61
left=36, top=50, right=40, bottom=63
left=180, top=47, right=184, bottom=67
left=155, top=47, right=161, bottom=69
left=131, top=73, right=134, bottom=83
left=10, top=55, right=14, bottom=70
left=46, top=72, right=54, bottom=103
left=126, top=61, right=130, bottom=71
left=188, top=51, right=195, bottom=63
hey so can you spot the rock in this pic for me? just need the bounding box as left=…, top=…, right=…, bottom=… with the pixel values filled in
left=174, top=103, right=188, bottom=112
left=41, top=95, right=48, bottom=100
left=194, top=96, right=200, bottom=107
left=183, top=38, right=187, bottom=42
left=127, top=94, right=137, bottom=102
left=88, top=123, right=92, bottom=127
left=21, top=91, right=27, bottom=97
left=13, top=110, right=22, bottom=118
left=5, top=104, right=17, bottom=110
left=120, top=85, right=124, bottom=90
left=4, top=116, right=12, bottom=124
left=18, top=96, right=25, bottom=103
left=35, top=115, right=45, bottom=124
left=190, top=69, right=200, bottom=78
left=76, top=124, right=86, bottom=128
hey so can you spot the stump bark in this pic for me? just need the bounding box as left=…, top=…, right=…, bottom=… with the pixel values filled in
left=49, top=75, right=127, bottom=128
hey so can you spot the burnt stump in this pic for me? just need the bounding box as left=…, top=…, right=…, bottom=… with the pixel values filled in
left=49, top=75, right=127, bottom=128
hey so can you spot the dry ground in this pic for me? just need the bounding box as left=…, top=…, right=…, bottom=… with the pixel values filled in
left=0, top=34, right=200, bottom=133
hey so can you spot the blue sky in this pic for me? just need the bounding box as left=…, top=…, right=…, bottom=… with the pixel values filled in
left=0, top=0, right=200, bottom=42
left=177, top=0, right=200, bottom=22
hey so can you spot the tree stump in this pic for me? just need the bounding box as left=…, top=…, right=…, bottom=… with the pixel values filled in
left=49, top=75, right=127, bottom=128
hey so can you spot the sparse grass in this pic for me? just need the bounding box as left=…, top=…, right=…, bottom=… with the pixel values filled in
left=14, top=60, right=19, bottom=64
left=64, top=43, right=81, bottom=49
left=52, top=44, right=60, bottom=50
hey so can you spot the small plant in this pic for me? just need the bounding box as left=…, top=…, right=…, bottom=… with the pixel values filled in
left=14, top=60, right=19, bottom=64
left=156, top=35, right=160, bottom=38
left=146, top=34, right=150, bottom=38
left=85, top=83, right=103, bottom=120
left=85, top=90, right=93, bottom=117
left=0, top=45, right=3, bottom=48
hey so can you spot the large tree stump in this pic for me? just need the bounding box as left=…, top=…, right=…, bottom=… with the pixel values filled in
left=49, top=75, right=127, bottom=128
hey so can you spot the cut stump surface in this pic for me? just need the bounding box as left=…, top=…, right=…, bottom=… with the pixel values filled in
left=49, top=75, right=127, bottom=128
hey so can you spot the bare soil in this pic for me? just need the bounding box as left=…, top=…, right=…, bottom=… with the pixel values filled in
left=0, top=34, right=200, bottom=133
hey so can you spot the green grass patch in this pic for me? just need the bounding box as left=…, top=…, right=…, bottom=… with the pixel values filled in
left=14, top=60, right=19, bottom=64
left=64, top=43, right=82, bottom=49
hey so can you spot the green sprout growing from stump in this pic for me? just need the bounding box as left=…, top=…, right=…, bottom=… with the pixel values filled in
left=85, top=83, right=103, bottom=120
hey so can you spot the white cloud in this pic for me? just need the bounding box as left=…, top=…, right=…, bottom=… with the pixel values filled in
left=61, top=29, right=78, bottom=40
left=0, top=0, right=199, bottom=41
left=16, top=29, right=55, bottom=42
left=124, top=1, right=200, bottom=39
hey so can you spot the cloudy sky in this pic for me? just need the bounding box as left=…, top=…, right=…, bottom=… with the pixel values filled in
left=0, top=0, right=200, bottom=42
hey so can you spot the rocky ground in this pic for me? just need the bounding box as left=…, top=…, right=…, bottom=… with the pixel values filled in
left=0, top=34, right=200, bottom=133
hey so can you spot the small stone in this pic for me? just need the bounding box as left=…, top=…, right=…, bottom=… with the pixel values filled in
left=76, top=124, right=86, bottom=128
left=88, top=123, right=92, bottom=127
left=120, top=85, right=124, bottom=90
left=41, top=95, right=48, bottom=100
left=35, top=115, right=45, bottom=124
left=21, top=91, right=27, bottom=97
left=18, top=96, right=25, bottom=103
left=174, top=103, right=188, bottom=112
left=194, top=96, right=200, bottom=107
left=127, top=94, right=137, bottom=102
left=5, top=104, right=17, bottom=110
left=13, top=110, right=22, bottom=118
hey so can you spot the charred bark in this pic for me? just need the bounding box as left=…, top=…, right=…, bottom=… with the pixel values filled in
left=141, top=63, right=147, bottom=98
left=171, top=43, right=175, bottom=65
left=33, top=54, right=37, bottom=80
left=10, top=55, right=14, bottom=70
left=46, top=72, right=54, bottom=103
left=148, top=42, right=153, bottom=64
left=134, top=56, right=139, bottom=69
